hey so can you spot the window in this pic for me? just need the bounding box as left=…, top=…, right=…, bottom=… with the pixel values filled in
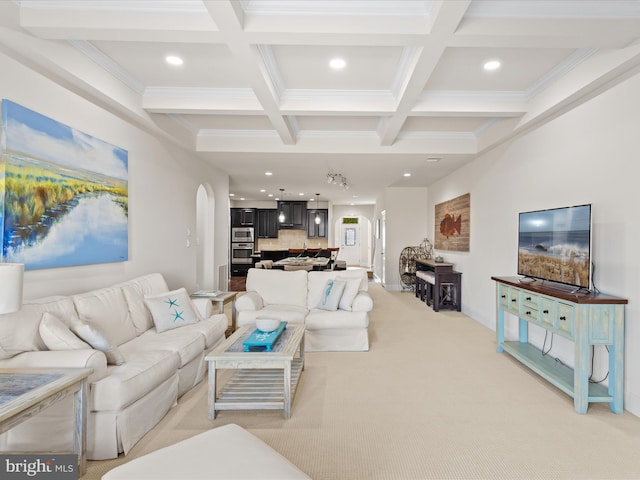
left=345, top=227, right=356, bottom=246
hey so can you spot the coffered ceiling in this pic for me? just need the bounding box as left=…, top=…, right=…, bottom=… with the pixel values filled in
left=2, top=1, right=640, bottom=205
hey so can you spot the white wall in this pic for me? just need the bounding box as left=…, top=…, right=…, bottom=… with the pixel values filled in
left=0, top=51, right=230, bottom=298
left=375, top=187, right=428, bottom=290
left=428, top=70, right=640, bottom=415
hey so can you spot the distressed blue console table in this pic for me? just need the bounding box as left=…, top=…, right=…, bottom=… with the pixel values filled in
left=492, top=276, right=627, bottom=414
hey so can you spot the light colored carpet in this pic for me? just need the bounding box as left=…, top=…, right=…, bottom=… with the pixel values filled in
left=84, top=284, right=640, bottom=479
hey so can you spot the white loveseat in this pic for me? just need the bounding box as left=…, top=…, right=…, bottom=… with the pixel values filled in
left=235, top=268, right=373, bottom=351
left=0, top=273, right=228, bottom=460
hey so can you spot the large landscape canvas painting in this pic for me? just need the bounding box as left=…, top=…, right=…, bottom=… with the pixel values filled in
left=0, top=100, right=128, bottom=270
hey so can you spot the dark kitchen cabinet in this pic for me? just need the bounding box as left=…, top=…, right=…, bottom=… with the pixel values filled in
left=257, top=209, right=278, bottom=238
left=307, top=209, right=328, bottom=238
left=231, top=208, right=255, bottom=227
left=277, top=201, right=306, bottom=229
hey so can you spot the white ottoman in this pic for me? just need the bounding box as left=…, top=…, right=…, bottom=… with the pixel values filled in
left=102, top=424, right=311, bottom=479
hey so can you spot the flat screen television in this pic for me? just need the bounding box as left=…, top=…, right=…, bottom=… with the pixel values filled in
left=518, top=204, right=592, bottom=290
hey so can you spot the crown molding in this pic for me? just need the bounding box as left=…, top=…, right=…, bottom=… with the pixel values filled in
left=69, top=40, right=145, bottom=94
left=198, top=129, right=280, bottom=138
left=18, top=0, right=206, bottom=13
left=144, top=87, right=257, bottom=99
left=466, top=0, right=640, bottom=19
left=526, top=48, right=597, bottom=99
left=239, top=0, right=432, bottom=17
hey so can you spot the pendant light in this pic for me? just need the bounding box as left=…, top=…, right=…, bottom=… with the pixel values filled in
left=278, top=189, right=285, bottom=223
left=314, top=194, right=321, bottom=224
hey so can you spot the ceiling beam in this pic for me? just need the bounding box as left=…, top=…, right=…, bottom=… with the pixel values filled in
left=202, top=0, right=295, bottom=145
left=378, top=0, right=472, bottom=146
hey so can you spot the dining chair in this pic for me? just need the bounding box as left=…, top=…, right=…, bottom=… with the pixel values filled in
left=284, top=265, right=313, bottom=271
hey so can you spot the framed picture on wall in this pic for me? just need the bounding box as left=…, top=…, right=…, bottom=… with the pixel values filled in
left=434, top=193, right=470, bottom=252
left=1, top=99, right=129, bottom=270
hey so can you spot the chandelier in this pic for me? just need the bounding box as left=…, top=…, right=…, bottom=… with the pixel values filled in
left=326, top=172, right=349, bottom=190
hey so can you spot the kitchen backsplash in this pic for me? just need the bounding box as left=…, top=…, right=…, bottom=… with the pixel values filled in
left=256, top=230, right=328, bottom=251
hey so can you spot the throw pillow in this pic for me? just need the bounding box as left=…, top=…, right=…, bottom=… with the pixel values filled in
left=317, top=279, right=346, bottom=311
left=70, top=317, right=126, bottom=366
left=39, top=312, right=91, bottom=351
left=336, top=276, right=361, bottom=311
left=144, top=288, right=199, bottom=333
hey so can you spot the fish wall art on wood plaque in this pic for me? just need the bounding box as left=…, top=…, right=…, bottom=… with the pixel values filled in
left=434, top=193, right=470, bottom=252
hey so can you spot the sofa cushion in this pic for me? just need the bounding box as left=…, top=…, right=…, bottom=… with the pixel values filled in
left=117, top=273, right=170, bottom=335
left=237, top=305, right=308, bottom=327
left=71, top=318, right=126, bottom=366
left=307, top=270, right=365, bottom=310
left=125, top=328, right=204, bottom=368
left=0, top=296, right=75, bottom=359
left=144, top=288, right=201, bottom=333
left=317, top=279, right=346, bottom=311
left=91, top=349, right=180, bottom=411
left=39, top=312, right=91, bottom=351
left=101, top=423, right=311, bottom=480
left=336, top=276, right=361, bottom=311
left=72, top=287, right=137, bottom=347
left=180, top=314, right=229, bottom=349
left=246, top=269, right=308, bottom=308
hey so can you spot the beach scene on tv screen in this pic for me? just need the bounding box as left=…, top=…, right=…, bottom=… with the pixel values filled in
left=518, top=205, right=591, bottom=288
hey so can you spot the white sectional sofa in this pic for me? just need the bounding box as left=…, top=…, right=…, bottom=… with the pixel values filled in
left=0, top=273, right=228, bottom=460
left=235, top=268, right=373, bottom=351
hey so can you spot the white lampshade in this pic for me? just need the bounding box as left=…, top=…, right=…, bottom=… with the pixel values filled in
left=0, top=263, right=24, bottom=314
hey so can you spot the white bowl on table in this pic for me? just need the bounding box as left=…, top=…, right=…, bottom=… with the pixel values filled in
left=255, top=318, right=281, bottom=333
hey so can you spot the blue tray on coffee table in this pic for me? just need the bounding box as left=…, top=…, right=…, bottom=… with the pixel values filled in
left=243, top=322, right=287, bottom=352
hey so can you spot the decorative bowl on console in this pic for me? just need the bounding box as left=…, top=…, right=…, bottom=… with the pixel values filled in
left=256, top=318, right=281, bottom=333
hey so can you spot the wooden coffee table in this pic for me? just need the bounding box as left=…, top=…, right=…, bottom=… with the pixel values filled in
left=0, top=368, right=92, bottom=475
left=205, top=324, right=305, bottom=419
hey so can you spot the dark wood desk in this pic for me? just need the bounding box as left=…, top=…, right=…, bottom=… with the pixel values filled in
left=415, top=258, right=461, bottom=312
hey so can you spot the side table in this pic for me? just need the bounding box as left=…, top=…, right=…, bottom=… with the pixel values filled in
left=0, top=368, right=92, bottom=475
left=191, top=291, right=239, bottom=333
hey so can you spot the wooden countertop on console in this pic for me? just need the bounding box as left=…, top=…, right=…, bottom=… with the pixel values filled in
left=491, top=276, right=627, bottom=304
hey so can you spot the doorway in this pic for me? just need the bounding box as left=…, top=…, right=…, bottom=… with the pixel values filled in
left=196, top=184, right=215, bottom=291
left=381, top=210, right=386, bottom=287
left=334, top=216, right=372, bottom=268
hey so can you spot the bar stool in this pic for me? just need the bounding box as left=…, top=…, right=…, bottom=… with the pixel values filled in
left=415, top=271, right=435, bottom=306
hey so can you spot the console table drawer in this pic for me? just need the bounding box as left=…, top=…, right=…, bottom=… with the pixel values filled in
left=507, top=288, right=520, bottom=313
left=540, top=298, right=556, bottom=329
left=521, top=292, right=540, bottom=309
left=556, top=302, right=575, bottom=338
left=520, top=292, right=541, bottom=323
left=520, top=306, right=540, bottom=323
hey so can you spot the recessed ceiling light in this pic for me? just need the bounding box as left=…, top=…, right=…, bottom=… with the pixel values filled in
left=483, top=59, right=501, bottom=71
left=265, top=171, right=272, bottom=176
left=165, top=55, right=183, bottom=66
left=268, top=194, right=273, bottom=197
left=260, top=189, right=266, bottom=193
left=229, top=193, right=235, bottom=197
left=239, top=197, right=245, bottom=201
left=404, top=172, right=411, bottom=177
left=426, top=157, right=441, bottom=163
left=329, top=58, right=346, bottom=70
left=299, top=192, right=304, bottom=196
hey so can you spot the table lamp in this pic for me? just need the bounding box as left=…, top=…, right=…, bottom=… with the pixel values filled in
left=0, top=263, right=24, bottom=314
